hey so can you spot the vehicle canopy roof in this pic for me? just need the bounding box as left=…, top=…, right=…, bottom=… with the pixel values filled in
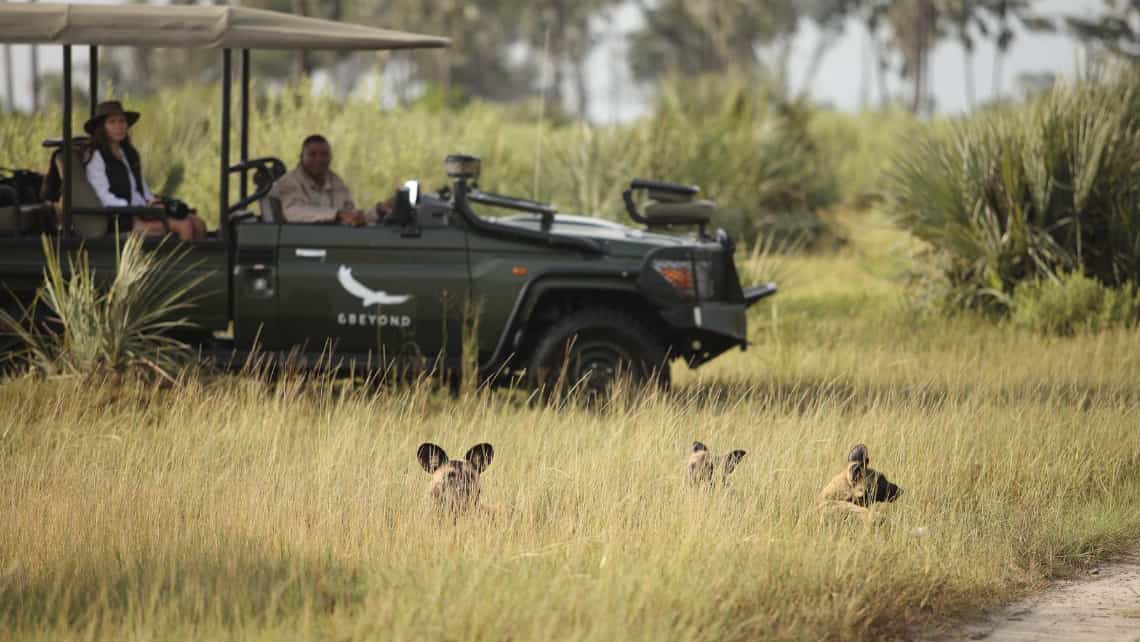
left=0, top=3, right=450, bottom=50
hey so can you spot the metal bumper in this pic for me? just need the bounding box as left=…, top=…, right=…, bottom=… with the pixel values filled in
left=659, top=301, right=748, bottom=349
left=744, top=282, right=778, bottom=307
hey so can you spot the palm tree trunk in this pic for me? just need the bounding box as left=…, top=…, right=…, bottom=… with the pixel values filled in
left=291, top=0, right=310, bottom=81
left=963, top=48, right=975, bottom=109
left=573, top=61, right=589, bottom=120
left=30, top=44, right=38, bottom=111
left=992, top=49, right=1004, bottom=100
left=2, top=45, right=13, bottom=113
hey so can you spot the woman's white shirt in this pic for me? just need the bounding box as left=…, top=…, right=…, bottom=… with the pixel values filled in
left=85, top=150, right=153, bottom=207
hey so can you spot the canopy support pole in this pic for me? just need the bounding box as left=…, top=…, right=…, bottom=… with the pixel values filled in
left=88, top=45, right=97, bottom=116
left=240, top=49, right=250, bottom=200
left=62, top=45, right=72, bottom=237
left=221, top=49, right=233, bottom=322
left=220, top=49, right=231, bottom=226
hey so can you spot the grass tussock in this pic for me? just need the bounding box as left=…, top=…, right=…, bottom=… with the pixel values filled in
left=0, top=234, right=204, bottom=381
left=2, top=214, right=1139, bottom=641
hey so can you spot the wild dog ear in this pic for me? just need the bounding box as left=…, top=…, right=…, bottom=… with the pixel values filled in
left=847, top=443, right=869, bottom=469
left=723, top=450, right=747, bottom=474
left=692, top=441, right=708, bottom=453
left=875, top=474, right=902, bottom=503
left=417, top=443, right=448, bottom=473
left=465, top=443, right=494, bottom=473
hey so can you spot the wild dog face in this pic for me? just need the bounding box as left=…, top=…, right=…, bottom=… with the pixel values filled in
left=687, top=441, right=747, bottom=485
left=417, top=442, right=494, bottom=512
left=844, top=443, right=902, bottom=506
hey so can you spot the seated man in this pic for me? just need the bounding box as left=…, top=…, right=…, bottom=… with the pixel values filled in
left=270, top=134, right=385, bottom=226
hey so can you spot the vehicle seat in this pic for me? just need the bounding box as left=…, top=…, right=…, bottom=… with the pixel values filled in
left=0, top=185, right=20, bottom=235
left=51, top=148, right=114, bottom=239
left=643, top=199, right=716, bottom=225
left=1, top=173, right=54, bottom=236
left=260, top=195, right=282, bottom=223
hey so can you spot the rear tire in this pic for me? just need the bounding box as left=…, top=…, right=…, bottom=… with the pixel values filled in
left=526, top=308, right=670, bottom=398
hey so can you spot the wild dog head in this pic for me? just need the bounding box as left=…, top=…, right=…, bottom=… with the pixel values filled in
left=687, top=441, right=747, bottom=485
left=417, top=442, right=494, bottom=512
left=845, top=443, right=901, bottom=505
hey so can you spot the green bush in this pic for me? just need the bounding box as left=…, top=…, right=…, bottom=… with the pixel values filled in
left=809, top=107, right=918, bottom=208
left=1012, top=271, right=1140, bottom=335
left=0, top=235, right=205, bottom=380
left=887, top=69, right=1140, bottom=313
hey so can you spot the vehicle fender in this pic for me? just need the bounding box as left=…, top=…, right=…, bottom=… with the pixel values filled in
left=481, top=273, right=642, bottom=371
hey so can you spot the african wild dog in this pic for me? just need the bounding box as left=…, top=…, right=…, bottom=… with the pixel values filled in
left=416, top=442, right=494, bottom=513
left=687, top=441, right=747, bottom=485
left=817, top=443, right=902, bottom=520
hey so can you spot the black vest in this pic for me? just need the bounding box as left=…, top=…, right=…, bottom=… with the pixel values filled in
left=95, top=145, right=146, bottom=203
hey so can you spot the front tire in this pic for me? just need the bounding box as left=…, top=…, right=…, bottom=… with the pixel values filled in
left=526, top=308, right=670, bottom=397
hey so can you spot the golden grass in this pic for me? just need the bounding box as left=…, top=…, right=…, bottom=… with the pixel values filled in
left=2, top=212, right=1140, bottom=641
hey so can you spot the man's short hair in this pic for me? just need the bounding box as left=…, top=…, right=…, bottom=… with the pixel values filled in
left=301, top=134, right=329, bottom=151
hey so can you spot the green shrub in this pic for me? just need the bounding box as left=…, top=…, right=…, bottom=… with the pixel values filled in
left=809, top=107, right=918, bottom=208
left=1012, top=271, right=1140, bottom=335
left=0, top=235, right=205, bottom=380
left=887, top=69, right=1140, bottom=313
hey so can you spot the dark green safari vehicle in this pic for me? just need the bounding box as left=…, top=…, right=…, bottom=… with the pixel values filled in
left=0, top=3, right=776, bottom=392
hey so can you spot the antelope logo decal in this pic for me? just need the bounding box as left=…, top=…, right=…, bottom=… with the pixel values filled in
left=337, top=265, right=411, bottom=307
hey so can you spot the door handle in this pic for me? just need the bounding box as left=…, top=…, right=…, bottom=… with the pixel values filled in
left=295, top=248, right=327, bottom=259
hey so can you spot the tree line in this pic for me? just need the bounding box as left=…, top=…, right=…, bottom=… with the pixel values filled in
left=3, top=0, right=1139, bottom=116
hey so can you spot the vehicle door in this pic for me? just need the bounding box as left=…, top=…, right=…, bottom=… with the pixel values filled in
left=273, top=212, right=469, bottom=367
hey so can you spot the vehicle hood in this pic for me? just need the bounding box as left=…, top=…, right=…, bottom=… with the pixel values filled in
left=492, top=213, right=696, bottom=255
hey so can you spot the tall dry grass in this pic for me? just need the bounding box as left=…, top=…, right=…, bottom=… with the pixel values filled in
left=2, top=212, right=1139, bottom=641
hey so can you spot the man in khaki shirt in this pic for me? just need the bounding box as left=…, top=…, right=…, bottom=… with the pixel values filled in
left=270, top=134, right=384, bottom=226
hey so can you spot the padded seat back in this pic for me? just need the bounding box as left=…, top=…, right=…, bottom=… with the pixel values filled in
left=52, top=149, right=111, bottom=239
left=260, top=195, right=282, bottom=223
left=643, top=199, right=716, bottom=225
left=0, top=184, right=19, bottom=234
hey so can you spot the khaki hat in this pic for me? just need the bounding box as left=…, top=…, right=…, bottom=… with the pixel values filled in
left=83, top=100, right=140, bottom=136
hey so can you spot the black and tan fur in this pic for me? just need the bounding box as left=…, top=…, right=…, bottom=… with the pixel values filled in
left=687, top=441, right=747, bottom=485
left=817, top=443, right=901, bottom=520
left=417, top=442, right=494, bottom=513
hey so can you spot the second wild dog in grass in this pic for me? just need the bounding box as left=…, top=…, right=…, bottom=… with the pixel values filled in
left=687, top=441, right=747, bottom=486
left=417, top=442, right=494, bottom=513
left=817, top=443, right=902, bottom=521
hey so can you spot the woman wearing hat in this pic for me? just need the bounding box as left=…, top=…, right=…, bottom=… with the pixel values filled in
left=83, top=101, right=206, bottom=241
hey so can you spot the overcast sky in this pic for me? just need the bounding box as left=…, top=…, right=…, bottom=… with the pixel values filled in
left=0, top=0, right=1105, bottom=121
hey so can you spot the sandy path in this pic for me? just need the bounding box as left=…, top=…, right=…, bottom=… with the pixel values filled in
left=928, top=549, right=1140, bottom=642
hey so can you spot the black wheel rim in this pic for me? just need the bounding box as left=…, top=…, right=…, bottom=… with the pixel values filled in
left=566, top=337, right=637, bottom=394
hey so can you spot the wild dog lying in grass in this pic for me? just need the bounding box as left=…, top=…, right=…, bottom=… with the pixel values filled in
left=687, top=441, right=747, bottom=485
left=817, top=443, right=901, bottom=521
left=417, top=442, right=494, bottom=514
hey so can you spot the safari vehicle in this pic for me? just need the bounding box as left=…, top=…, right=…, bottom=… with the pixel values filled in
left=0, top=3, right=776, bottom=392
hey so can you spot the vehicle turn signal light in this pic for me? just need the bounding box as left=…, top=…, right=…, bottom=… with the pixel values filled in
left=652, top=260, right=694, bottom=295
left=512, top=266, right=528, bottom=276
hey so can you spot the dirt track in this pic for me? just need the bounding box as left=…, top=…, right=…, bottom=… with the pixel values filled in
left=928, top=549, right=1140, bottom=642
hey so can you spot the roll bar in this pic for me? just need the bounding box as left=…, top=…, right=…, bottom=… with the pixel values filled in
left=452, top=179, right=603, bottom=255
left=225, top=157, right=286, bottom=216
left=467, top=190, right=557, bottom=230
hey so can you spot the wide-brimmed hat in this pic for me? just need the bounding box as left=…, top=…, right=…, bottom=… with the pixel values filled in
left=83, top=100, right=140, bottom=135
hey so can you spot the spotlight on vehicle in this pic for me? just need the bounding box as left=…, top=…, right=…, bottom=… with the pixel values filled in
left=445, top=154, right=481, bottom=182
